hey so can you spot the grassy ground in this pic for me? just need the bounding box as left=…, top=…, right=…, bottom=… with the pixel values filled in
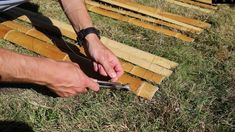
left=0, top=0, right=235, bottom=131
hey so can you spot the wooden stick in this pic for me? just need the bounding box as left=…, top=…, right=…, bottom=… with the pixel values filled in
left=0, top=25, right=70, bottom=61
left=4, top=8, right=178, bottom=76
left=85, top=0, right=200, bottom=33
left=86, top=4, right=194, bottom=42
left=166, top=0, right=214, bottom=13
left=194, top=0, right=212, bottom=4
left=176, top=0, right=217, bottom=10
left=0, top=24, right=159, bottom=100
left=99, top=0, right=211, bottom=29
left=0, top=18, right=166, bottom=84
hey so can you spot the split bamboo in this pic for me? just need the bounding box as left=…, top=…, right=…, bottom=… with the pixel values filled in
left=0, top=25, right=70, bottom=61
left=99, top=0, right=211, bottom=29
left=175, top=0, right=217, bottom=10
left=4, top=8, right=178, bottom=76
left=0, top=24, right=159, bottom=100
left=101, top=37, right=174, bottom=77
left=0, top=18, right=166, bottom=84
left=85, top=0, right=200, bottom=33
left=194, top=0, right=212, bottom=4
left=166, top=0, right=214, bottom=13
left=86, top=4, right=194, bottom=42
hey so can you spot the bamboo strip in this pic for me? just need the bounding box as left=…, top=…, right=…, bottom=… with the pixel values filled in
left=0, top=19, right=53, bottom=43
left=0, top=18, right=166, bottom=84
left=4, top=8, right=178, bottom=75
left=85, top=0, right=200, bottom=33
left=100, top=0, right=211, bottom=29
left=176, top=0, right=217, bottom=10
left=0, top=24, right=159, bottom=99
left=86, top=4, right=194, bottom=42
left=194, top=0, right=212, bottom=4
left=166, top=0, right=214, bottom=13
left=101, top=37, right=178, bottom=70
left=0, top=25, right=70, bottom=61
left=101, top=37, right=173, bottom=77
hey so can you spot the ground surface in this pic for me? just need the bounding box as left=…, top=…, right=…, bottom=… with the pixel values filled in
left=0, top=0, right=234, bottom=131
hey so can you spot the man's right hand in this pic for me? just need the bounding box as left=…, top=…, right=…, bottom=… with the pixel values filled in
left=0, top=48, right=99, bottom=98
left=45, top=60, right=100, bottom=97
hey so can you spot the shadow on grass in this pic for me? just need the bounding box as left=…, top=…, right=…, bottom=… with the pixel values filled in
left=0, top=121, right=34, bottom=132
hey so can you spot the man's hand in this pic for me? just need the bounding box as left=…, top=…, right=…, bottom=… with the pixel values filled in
left=85, top=34, right=124, bottom=82
left=0, top=48, right=99, bottom=98
left=60, top=0, right=124, bottom=81
left=45, top=60, right=99, bottom=97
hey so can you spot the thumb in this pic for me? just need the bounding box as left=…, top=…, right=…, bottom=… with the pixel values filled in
left=101, top=61, right=117, bottom=79
left=86, top=77, right=100, bottom=92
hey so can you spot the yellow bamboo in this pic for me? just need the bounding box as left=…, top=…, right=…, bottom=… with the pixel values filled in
left=166, top=0, right=214, bottom=13
left=0, top=24, right=159, bottom=100
left=176, top=0, right=217, bottom=10
left=86, top=4, right=194, bottom=42
left=0, top=24, right=70, bottom=61
left=0, top=18, right=166, bottom=84
left=194, top=0, right=212, bottom=4
left=100, top=0, right=211, bottom=29
left=85, top=0, right=201, bottom=33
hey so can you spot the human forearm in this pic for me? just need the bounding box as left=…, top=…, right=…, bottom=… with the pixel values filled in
left=0, top=48, right=51, bottom=85
left=58, top=0, right=124, bottom=81
left=0, top=48, right=99, bottom=97
left=59, top=0, right=93, bottom=32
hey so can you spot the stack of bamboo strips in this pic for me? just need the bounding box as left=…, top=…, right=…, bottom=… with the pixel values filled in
left=82, top=0, right=212, bottom=42
left=86, top=1, right=194, bottom=42
left=166, top=0, right=217, bottom=13
left=1, top=8, right=179, bottom=100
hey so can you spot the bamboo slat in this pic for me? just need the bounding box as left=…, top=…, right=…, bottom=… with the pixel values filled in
left=0, top=25, right=69, bottom=61
left=86, top=4, right=194, bottom=42
left=99, top=0, right=211, bottom=29
left=0, top=19, right=53, bottom=43
left=166, top=0, right=214, bottom=13
left=0, top=24, right=159, bottom=100
left=176, top=0, right=217, bottom=10
left=194, top=0, right=212, bottom=4
left=4, top=8, right=178, bottom=76
left=85, top=0, right=200, bottom=33
left=0, top=18, right=166, bottom=84
left=101, top=37, right=174, bottom=77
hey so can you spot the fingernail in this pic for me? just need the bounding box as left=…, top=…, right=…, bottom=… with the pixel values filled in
left=110, top=73, right=116, bottom=78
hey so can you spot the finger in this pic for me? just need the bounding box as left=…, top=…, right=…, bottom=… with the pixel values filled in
left=60, top=92, right=74, bottom=98
left=101, top=60, right=117, bottom=79
left=98, top=64, right=108, bottom=76
left=79, top=87, right=88, bottom=93
left=111, top=77, right=118, bottom=82
left=93, top=62, right=98, bottom=72
left=113, top=61, right=124, bottom=78
left=82, top=88, right=88, bottom=93
left=74, top=87, right=88, bottom=93
left=86, top=77, right=100, bottom=92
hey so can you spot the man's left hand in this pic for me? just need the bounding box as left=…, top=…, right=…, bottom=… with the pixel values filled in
left=84, top=34, right=124, bottom=82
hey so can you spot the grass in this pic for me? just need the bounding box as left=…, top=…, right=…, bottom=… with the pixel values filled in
left=0, top=0, right=235, bottom=131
